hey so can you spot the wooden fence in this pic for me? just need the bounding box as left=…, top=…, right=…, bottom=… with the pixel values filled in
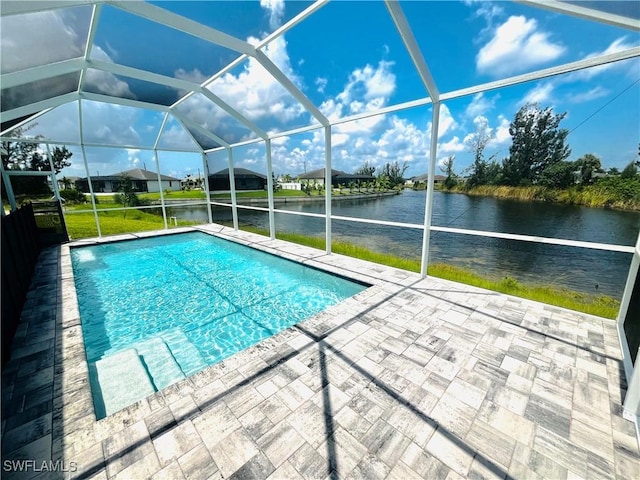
left=1, top=203, right=43, bottom=366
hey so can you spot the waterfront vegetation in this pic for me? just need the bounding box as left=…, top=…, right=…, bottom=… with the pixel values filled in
left=237, top=226, right=620, bottom=319
left=437, top=102, right=640, bottom=211
left=450, top=175, right=640, bottom=211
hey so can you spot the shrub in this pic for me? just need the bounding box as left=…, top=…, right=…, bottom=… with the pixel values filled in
left=59, top=189, right=87, bottom=203
left=114, top=192, right=140, bottom=206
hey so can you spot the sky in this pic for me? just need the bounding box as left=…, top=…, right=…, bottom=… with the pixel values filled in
left=1, top=0, right=639, bottom=181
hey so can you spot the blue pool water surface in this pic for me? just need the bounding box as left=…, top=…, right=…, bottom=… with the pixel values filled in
left=71, top=232, right=367, bottom=418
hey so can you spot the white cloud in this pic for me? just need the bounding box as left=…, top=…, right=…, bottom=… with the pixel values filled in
left=332, top=61, right=396, bottom=112
left=158, top=124, right=201, bottom=151
left=0, top=10, right=85, bottom=73
left=0, top=7, right=134, bottom=103
left=522, top=82, right=555, bottom=105
left=476, top=16, right=565, bottom=76
left=428, top=104, right=458, bottom=139
left=315, top=77, right=328, bottom=94
left=260, top=0, right=285, bottom=30
left=80, top=101, right=142, bottom=146
left=171, top=1, right=307, bottom=142
left=86, top=46, right=135, bottom=98
left=488, top=115, right=511, bottom=148
left=439, top=136, right=465, bottom=154
left=191, top=35, right=306, bottom=135
left=465, top=92, right=497, bottom=118
left=332, top=133, right=350, bottom=147
left=465, top=0, right=504, bottom=24
left=566, top=86, right=609, bottom=103
left=127, top=149, right=141, bottom=167
left=175, top=68, right=208, bottom=85
left=271, top=136, right=289, bottom=146
left=569, top=37, right=639, bottom=81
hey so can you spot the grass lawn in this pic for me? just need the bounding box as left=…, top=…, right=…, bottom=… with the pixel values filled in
left=65, top=209, right=197, bottom=239
left=139, top=190, right=207, bottom=201
left=238, top=226, right=620, bottom=319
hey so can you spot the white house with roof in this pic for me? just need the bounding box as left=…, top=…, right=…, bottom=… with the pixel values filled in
left=76, top=168, right=181, bottom=194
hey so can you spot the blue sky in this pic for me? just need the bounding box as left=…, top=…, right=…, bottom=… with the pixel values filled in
left=4, top=0, right=639, bottom=180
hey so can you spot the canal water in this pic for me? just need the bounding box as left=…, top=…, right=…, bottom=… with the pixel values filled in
left=168, top=190, right=640, bottom=298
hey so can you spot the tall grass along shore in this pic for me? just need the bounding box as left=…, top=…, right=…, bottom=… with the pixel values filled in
left=450, top=181, right=640, bottom=211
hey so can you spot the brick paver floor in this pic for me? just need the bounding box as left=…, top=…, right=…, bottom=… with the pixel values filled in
left=2, top=224, right=639, bottom=479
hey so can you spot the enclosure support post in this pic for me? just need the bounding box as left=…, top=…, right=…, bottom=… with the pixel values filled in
left=617, top=230, right=640, bottom=380
left=420, top=102, right=440, bottom=277
left=80, top=144, right=101, bottom=238
left=324, top=126, right=332, bottom=254
left=45, top=143, right=68, bottom=233
left=153, top=149, right=168, bottom=230
left=227, top=148, right=238, bottom=230
left=202, top=153, right=213, bottom=224
left=1, top=167, right=17, bottom=212
left=265, top=139, right=276, bottom=240
left=45, top=144, right=62, bottom=202
left=78, top=101, right=101, bottom=237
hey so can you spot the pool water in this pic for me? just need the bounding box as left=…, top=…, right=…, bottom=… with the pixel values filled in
left=71, top=231, right=367, bottom=418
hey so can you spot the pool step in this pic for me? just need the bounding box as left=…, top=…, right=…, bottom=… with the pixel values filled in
left=161, top=328, right=208, bottom=376
left=135, top=337, right=186, bottom=391
left=91, top=349, right=156, bottom=418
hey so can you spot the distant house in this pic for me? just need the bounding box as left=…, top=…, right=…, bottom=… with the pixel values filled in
left=76, top=168, right=181, bottom=193
left=298, top=168, right=375, bottom=187
left=181, top=175, right=202, bottom=190
left=208, top=168, right=267, bottom=191
left=405, top=174, right=446, bottom=187
left=50, top=176, right=80, bottom=191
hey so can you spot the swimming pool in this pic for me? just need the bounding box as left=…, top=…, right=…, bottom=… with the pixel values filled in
left=71, top=231, right=367, bottom=418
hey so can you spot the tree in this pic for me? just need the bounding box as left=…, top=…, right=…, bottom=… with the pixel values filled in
left=1, top=126, right=73, bottom=196
left=539, top=160, right=577, bottom=188
left=465, top=116, right=494, bottom=187
left=576, top=153, right=601, bottom=184
left=354, top=161, right=376, bottom=177
left=621, top=161, right=639, bottom=179
left=501, top=103, right=571, bottom=186
left=485, top=160, right=503, bottom=185
left=114, top=174, right=139, bottom=218
left=49, top=146, right=73, bottom=174
left=378, top=161, right=408, bottom=187
left=607, top=167, right=620, bottom=175
left=440, top=155, right=458, bottom=190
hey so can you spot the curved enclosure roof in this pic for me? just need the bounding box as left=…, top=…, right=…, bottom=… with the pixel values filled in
left=1, top=0, right=639, bottom=169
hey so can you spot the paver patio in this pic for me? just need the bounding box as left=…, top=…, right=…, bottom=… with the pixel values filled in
left=1, top=224, right=639, bottom=479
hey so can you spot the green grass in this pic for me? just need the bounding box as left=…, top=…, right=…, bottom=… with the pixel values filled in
left=453, top=182, right=640, bottom=211
left=139, top=190, right=207, bottom=201
left=66, top=201, right=123, bottom=211
left=64, top=209, right=197, bottom=239
left=237, top=225, right=619, bottom=319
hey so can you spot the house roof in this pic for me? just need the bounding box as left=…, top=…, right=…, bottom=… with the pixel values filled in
left=209, top=168, right=267, bottom=179
left=410, top=174, right=446, bottom=182
left=298, top=168, right=374, bottom=180
left=79, top=168, right=180, bottom=182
